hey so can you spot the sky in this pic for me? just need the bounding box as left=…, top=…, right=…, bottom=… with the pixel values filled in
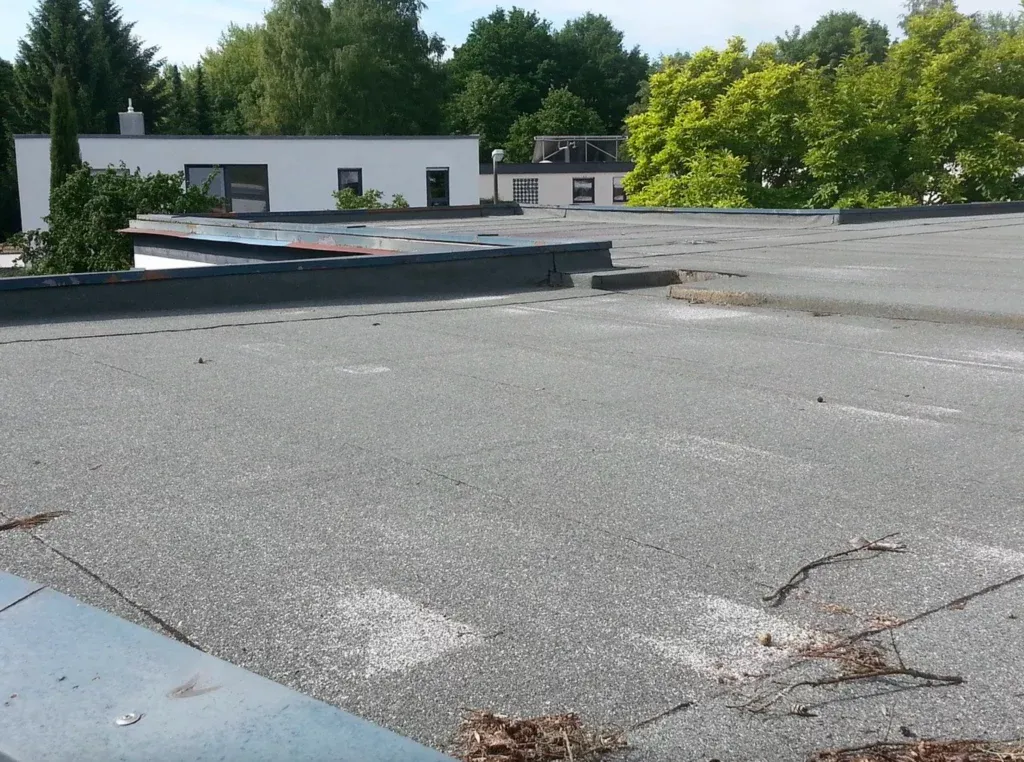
left=1, top=0, right=1022, bottom=66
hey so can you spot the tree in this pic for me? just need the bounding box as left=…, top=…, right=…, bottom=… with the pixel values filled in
left=193, top=63, right=212, bottom=134
left=446, top=72, right=522, bottom=155
left=624, top=39, right=807, bottom=208
left=899, top=0, right=955, bottom=32
left=777, top=11, right=890, bottom=69
left=159, top=64, right=193, bottom=134
left=14, top=0, right=90, bottom=133
left=84, top=0, right=164, bottom=132
left=446, top=7, right=560, bottom=155
left=625, top=5, right=1024, bottom=209
left=333, top=188, right=409, bottom=209
left=49, top=75, right=81, bottom=198
left=14, top=0, right=163, bottom=134
left=251, top=0, right=444, bottom=135
left=17, top=164, right=217, bottom=273
left=506, top=88, right=605, bottom=161
left=0, top=59, right=21, bottom=239
left=553, top=14, right=649, bottom=131
left=199, top=24, right=265, bottom=134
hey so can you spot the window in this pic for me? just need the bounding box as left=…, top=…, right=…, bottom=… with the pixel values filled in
left=338, top=168, right=363, bottom=195
left=185, top=164, right=269, bottom=213
left=426, top=167, right=450, bottom=207
left=613, top=176, right=627, bottom=204
left=512, top=178, right=539, bottom=205
left=572, top=177, right=596, bottom=204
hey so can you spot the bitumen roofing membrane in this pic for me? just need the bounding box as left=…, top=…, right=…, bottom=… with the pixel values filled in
left=1, top=209, right=1022, bottom=760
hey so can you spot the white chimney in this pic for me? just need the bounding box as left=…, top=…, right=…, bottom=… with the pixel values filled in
left=119, top=98, right=145, bottom=136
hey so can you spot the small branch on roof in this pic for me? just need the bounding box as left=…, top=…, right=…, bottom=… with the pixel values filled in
left=0, top=510, right=70, bottom=533
left=762, top=533, right=906, bottom=607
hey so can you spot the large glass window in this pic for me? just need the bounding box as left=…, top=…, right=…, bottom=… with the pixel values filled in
left=185, top=164, right=269, bottom=213
left=572, top=177, right=596, bottom=204
left=338, top=168, right=363, bottom=195
left=426, top=167, right=450, bottom=207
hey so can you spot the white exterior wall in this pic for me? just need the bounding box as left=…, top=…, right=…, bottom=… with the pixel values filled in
left=480, top=171, right=629, bottom=206
left=15, top=135, right=480, bottom=231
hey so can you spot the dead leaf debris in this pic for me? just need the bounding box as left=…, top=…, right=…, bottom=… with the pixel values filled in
left=458, top=710, right=625, bottom=762
left=809, top=739, right=1024, bottom=762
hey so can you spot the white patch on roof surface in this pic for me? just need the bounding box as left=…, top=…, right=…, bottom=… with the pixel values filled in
left=635, top=595, right=818, bottom=682
left=947, top=538, right=1024, bottom=575
left=332, top=589, right=480, bottom=678
left=337, top=365, right=391, bottom=375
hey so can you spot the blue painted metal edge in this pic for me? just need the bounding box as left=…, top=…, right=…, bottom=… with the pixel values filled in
left=132, top=215, right=551, bottom=248
left=0, top=237, right=612, bottom=292
left=0, top=572, right=456, bottom=762
left=534, top=204, right=838, bottom=217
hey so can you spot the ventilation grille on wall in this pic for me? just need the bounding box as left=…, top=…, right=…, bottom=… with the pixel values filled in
left=513, top=178, right=539, bottom=205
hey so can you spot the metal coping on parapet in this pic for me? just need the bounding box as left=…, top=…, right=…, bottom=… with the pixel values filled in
left=12, top=133, right=481, bottom=141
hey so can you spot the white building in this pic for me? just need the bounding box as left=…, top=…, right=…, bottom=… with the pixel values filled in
left=480, top=164, right=633, bottom=206
left=15, top=133, right=480, bottom=231
left=480, top=135, right=634, bottom=207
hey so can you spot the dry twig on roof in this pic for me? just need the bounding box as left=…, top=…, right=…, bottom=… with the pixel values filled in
left=0, top=511, right=70, bottom=533
left=808, top=739, right=1024, bottom=762
left=762, top=533, right=906, bottom=607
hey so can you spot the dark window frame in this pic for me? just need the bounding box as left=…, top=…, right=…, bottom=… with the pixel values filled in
left=572, top=177, right=596, bottom=204
left=612, top=175, right=628, bottom=204
left=426, top=167, right=450, bottom=207
left=184, top=163, right=270, bottom=213
left=337, top=168, right=363, bottom=196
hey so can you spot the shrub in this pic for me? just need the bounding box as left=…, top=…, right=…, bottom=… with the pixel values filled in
left=333, top=187, right=410, bottom=210
left=15, top=163, right=218, bottom=274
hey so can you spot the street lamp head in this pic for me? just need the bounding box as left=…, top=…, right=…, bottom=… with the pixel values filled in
left=491, top=148, right=505, bottom=163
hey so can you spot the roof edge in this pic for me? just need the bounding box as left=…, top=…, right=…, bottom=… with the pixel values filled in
left=14, top=134, right=480, bottom=141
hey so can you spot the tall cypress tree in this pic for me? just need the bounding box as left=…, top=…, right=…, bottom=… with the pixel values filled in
left=193, top=63, right=212, bottom=135
left=0, top=59, right=21, bottom=239
left=49, top=74, right=81, bottom=198
left=14, top=0, right=90, bottom=133
left=162, top=64, right=194, bottom=134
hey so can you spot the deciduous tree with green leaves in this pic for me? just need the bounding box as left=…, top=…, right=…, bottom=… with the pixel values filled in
left=333, top=188, right=409, bottom=209
left=251, top=0, right=443, bottom=136
left=506, top=88, right=605, bottom=162
left=776, top=11, right=890, bottom=69
left=553, top=14, right=649, bottom=132
left=17, top=164, right=217, bottom=273
left=626, top=3, right=1024, bottom=209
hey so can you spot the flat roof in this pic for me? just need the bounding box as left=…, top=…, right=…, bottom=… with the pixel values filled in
left=13, top=133, right=480, bottom=140
left=2, top=211, right=1023, bottom=759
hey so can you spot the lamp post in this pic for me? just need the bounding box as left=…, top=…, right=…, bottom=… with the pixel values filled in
left=491, top=148, right=505, bottom=204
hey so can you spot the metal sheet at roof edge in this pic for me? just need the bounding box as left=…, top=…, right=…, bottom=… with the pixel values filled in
left=0, top=572, right=456, bottom=762
left=130, top=214, right=538, bottom=248
left=117, top=228, right=396, bottom=256
left=0, top=237, right=609, bottom=293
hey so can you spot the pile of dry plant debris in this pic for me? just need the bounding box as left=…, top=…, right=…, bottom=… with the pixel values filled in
left=457, top=710, right=625, bottom=762
left=455, top=533, right=1023, bottom=762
